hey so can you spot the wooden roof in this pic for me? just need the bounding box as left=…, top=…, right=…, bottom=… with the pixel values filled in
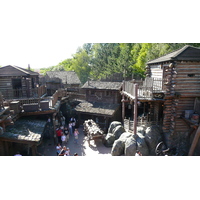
left=0, top=117, right=46, bottom=144
left=82, top=81, right=122, bottom=90
left=0, top=65, right=39, bottom=77
left=147, top=45, right=200, bottom=65
left=75, top=100, right=120, bottom=117
left=46, top=71, right=81, bottom=85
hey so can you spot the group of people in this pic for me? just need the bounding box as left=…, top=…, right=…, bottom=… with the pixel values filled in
left=55, top=115, right=80, bottom=156
left=56, top=145, right=78, bottom=156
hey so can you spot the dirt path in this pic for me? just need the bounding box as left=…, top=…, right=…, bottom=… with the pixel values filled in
left=38, top=125, right=112, bottom=156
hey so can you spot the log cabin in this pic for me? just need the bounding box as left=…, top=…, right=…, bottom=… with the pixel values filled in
left=121, top=45, right=200, bottom=155
left=0, top=65, right=42, bottom=99
left=45, top=71, right=81, bottom=95
left=75, top=81, right=122, bottom=131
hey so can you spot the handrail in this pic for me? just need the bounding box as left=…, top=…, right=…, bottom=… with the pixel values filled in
left=123, top=78, right=163, bottom=99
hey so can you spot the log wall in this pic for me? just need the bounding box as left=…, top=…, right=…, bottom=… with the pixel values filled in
left=86, top=90, right=121, bottom=104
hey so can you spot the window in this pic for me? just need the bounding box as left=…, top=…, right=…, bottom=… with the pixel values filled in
left=90, top=90, right=95, bottom=95
left=105, top=91, right=110, bottom=96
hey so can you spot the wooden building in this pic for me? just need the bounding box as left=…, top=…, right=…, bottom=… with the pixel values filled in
left=121, top=45, right=200, bottom=155
left=0, top=65, right=42, bottom=99
left=45, top=71, right=81, bottom=95
left=75, top=81, right=122, bottom=131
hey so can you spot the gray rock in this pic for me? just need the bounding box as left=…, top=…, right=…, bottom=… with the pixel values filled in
left=124, top=133, right=149, bottom=156
left=144, top=125, right=161, bottom=155
left=108, top=121, right=122, bottom=134
left=111, top=132, right=132, bottom=156
left=104, top=133, right=115, bottom=147
left=112, top=125, right=125, bottom=140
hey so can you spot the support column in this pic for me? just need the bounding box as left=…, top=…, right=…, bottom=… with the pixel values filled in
left=52, top=113, right=57, bottom=145
left=133, top=84, right=138, bottom=135
left=122, top=81, right=125, bottom=126
left=31, top=145, right=37, bottom=156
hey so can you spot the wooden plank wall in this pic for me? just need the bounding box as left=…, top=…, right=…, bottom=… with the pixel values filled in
left=175, top=97, right=195, bottom=132
left=150, top=64, right=163, bottom=79
left=0, top=77, right=12, bottom=90
left=175, top=62, right=200, bottom=97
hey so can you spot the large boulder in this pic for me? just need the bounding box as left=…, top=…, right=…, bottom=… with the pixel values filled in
left=124, top=133, right=149, bottom=156
left=112, top=125, right=125, bottom=140
left=111, top=132, right=132, bottom=156
left=108, top=121, right=122, bottom=134
left=144, top=125, right=161, bottom=155
left=104, top=133, right=115, bottom=147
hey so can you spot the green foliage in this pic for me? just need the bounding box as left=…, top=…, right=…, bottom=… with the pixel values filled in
left=71, top=48, right=91, bottom=84
left=40, top=43, right=200, bottom=83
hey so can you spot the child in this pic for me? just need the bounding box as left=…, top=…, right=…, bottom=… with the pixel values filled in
left=74, top=129, right=79, bottom=144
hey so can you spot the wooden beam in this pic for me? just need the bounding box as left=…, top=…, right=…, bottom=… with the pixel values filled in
left=188, top=125, right=200, bottom=156
left=122, top=81, right=125, bottom=125
left=133, top=84, right=138, bottom=135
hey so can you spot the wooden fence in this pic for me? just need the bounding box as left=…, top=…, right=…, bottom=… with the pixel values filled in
left=124, top=118, right=162, bottom=132
left=1, top=85, right=47, bottom=99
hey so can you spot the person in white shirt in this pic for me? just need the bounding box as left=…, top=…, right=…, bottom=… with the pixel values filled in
left=68, top=122, right=73, bottom=136
left=14, top=152, right=22, bottom=156
left=135, top=150, right=142, bottom=156
left=61, top=133, right=67, bottom=146
left=64, top=147, right=70, bottom=156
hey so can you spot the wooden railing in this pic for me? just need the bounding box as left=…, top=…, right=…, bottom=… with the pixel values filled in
left=1, top=85, right=47, bottom=99
left=124, top=118, right=162, bottom=131
left=123, top=78, right=163, bottom=99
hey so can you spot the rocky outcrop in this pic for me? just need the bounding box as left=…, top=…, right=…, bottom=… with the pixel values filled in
left=124, top=133, right=149, bottom=156
left=111, top=132, right=132, bottom=156
left=144, top=125, right=161, bottom=155
left=110, top=124, right=162, bottom=156
left=107, top=121, right=122, bottom=134
left=104, top=121, right=125, bottom=147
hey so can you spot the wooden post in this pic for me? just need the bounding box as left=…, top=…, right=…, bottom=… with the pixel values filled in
left=133, top=84, right=138, bottom=135
left=52, top=113, right=57, bottom=145
left=31, top=145, right=37, bottom=156
left=188, top=125, right=200, bottom=156
left=122, top=81, right=125, bottom=126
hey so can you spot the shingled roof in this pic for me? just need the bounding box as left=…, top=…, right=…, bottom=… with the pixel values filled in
left=0, top=65, right=39, bottom=77
left=75, top=100, right=120, bottom=116
left=82, top=81, right=122, bottom=90
left=147, top=45, right=200, bottom=65
left=46, top=71, right=81, bottom=85
left=0, top=117, right=46, bottom=144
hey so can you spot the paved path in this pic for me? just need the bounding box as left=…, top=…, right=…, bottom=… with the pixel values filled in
left=37, top=126, right=112, bottom=156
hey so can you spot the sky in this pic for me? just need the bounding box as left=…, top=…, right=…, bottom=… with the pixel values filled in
left=0, top=1, right=199, bottom=70
left=1, top=1, right=200, bottom=199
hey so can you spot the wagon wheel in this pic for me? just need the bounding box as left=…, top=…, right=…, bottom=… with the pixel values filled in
left=155, top=141, right=166, bottom=156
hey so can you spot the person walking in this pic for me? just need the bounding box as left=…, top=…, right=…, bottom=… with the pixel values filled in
left=64, top=126, right=69, bottom=142
left=61, top=133, right=67, bottom=147
left=58, top=146, right=67, bottom=156
left=70, top=117, right=76, bottom=132
left=68, top=121, right=73, bottom=136
left=56, top=143, right=62, bottom=156
left=74, top=129, right=79, bottom=144
left=56, top=127, right=62, bottom=145
left=61, top=115, right=65, bottom=127
left=135, top=150, right=142, bottom=156
left=65, top=147, right=70, bottom=156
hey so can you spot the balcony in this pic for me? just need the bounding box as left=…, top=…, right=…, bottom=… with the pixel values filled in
left=122, top=77, right=163, bottom=100
left=1, top=85, right=47, bottom=100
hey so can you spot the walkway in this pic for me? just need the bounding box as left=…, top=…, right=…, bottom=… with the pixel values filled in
left=37, top=126, right=112, bottom=156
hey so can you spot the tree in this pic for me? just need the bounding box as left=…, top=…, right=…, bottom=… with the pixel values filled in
left=71, top=48, right=91, bottom=84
